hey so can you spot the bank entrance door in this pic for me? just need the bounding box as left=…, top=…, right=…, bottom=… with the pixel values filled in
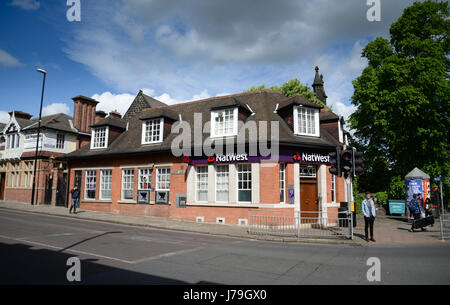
left=0, top=173, right=5, bottom=200
left=299, top=165, right=319, bottom=223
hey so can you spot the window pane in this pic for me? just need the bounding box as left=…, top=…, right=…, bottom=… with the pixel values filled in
left=216, top=165, right=229, bottom=202
left=122, top=169, right=134, bottom=200
left=85, top=170, right=96, bottom=199
left=196, top=166, right=208, bottom=202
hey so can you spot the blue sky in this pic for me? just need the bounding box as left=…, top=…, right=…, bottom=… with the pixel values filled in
left=0, top=0, right=418, bottom=124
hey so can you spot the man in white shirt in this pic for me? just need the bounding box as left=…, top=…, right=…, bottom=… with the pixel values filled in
left=362, top=191, right=376, bottom=242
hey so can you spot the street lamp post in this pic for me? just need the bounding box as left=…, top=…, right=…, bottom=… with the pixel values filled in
left=30, top=69, right=47, bottom=205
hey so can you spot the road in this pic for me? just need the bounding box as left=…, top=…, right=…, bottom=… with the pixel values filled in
left=0, top=208, right=449, bottom=285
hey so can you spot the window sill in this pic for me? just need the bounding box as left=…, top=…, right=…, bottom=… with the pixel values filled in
left=294, top=133, right=320, bottom=138
left=118, top=200, right=137, bottom=204
left=81, top=200, right=112, bottom=203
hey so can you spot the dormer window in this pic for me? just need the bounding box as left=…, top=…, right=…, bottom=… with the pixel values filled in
left=211, top=107, right=238, bottom=137
left=91, top=127, right=108, bottom=149
left=56, top=133, right=65, bottom=149
left=142, top=118, right=163, bottom=144
left=293, top=106, right=320, bottom=137
left=6, top=134, right=20, bottom=150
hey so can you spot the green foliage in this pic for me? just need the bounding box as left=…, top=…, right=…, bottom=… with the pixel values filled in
left=354, top=193, right=364, bottom=215
left=375, top=191, right=388, bottom=205
left=350, top=1, right=449, bottom=199
left=388, top=175, right=406, bottom=199
left=245, top=78, right=326, bottom=108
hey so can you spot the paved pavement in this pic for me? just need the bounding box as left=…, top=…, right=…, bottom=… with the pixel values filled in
left=0, top=200, right=446, bottom=246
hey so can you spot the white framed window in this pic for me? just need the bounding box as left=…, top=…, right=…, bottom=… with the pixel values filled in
left=196, top=166, right=208, bottom=202
left=280, top=163, right=286, bottom=203
left=156, top=167, right=170, bottom=190
left=6, top=134, right=20, bottom=150
left=138, top=168, right=152, bottom=190
left=300, top=165, right=317, bottom=178
left=237, top=164, right=252, bottom=202
left=142, top=118, right=163, bottom=144
left=23, top=172, right=28, bottom=187
left=331, top=173, right=336, bottom=203
left=122, top=169, right=134, bottom=200
left=210, top=107, right=238, bottom=137
left=215, top=165, right=229, bottom=202
left=91, top=127, right=108, bottom=149
left=10, top=172, right=15, bottom=187
left=85, top=170, right=96, bottom=199
left=293, top=106, right=320, bottom=137
left=100, top=170, right=112, bottom=200
left=56, top=133, right=65, bottom=149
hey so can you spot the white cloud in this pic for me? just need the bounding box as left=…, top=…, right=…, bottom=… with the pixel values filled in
left=42, top=103, right=70, bottom=117
left=0, top=49, right=23, bottom=67
left=91, top=91, right=136, bottom=117
left=0, top=111, right=9, bottom=124
left=10, top=0, right=40, bottom=10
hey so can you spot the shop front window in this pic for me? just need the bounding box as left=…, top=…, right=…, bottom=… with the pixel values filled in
left=237, top=164, right=252, bottom=202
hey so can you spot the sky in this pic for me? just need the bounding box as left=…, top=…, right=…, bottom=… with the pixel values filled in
left=0, top=0, right=420, bottom=125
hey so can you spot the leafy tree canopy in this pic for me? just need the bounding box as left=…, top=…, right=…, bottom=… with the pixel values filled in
left=349, top=1, right=449, bottom=187
left=245, top=78, right=327, bottom=108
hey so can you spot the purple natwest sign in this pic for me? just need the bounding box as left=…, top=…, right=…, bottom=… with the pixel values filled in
left=187, top=150, right=331, bottom=165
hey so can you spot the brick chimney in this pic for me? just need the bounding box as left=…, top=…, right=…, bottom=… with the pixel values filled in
left=9, top=110, right=32, bottom=120
left=72, top=95, right=99, bottom=133
left=95, top=110, right=107, bottom=123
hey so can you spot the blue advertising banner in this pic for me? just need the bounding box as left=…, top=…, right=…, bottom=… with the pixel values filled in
left=406, top=179, right=423, bottom=203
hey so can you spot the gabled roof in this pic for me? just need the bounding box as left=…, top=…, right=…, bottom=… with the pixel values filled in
left=277, top=94, right=323, bottom=111
left=1, top=113, right=79, bottom=135
left=64, top=90, right=343, bottom=159
left=24, top=113, right=79, bottom=134
left=123, top=90, right=167, bottom=120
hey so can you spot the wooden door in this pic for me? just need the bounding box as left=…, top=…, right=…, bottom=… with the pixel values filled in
left=300, top=179, right=318, bottom=223
left=0, top=173, right=5, bottom=200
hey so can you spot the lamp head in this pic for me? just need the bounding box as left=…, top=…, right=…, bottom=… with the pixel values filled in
left=37, top=69, right=47, bottom=74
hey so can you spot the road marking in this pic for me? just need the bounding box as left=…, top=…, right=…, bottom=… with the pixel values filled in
left=0, top=207, right=248, bottom=242
left=0, top=234, right=135, bottom=264
left=0, top=233, right=211, bottom=265
left=132, top=246, right=207, bottom=264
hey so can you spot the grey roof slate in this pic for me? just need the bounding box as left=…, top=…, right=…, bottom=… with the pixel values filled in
left=64, top=90, right=343, bottom=159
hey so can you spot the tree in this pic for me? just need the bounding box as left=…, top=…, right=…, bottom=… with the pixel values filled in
left=349, top=1, right=449, bottom=194
left=245, top=78, right=326, bottom=108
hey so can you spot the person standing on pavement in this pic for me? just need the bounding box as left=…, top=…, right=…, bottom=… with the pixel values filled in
left=69, top=185, right=80, bottom=214
left=408, top=194, right=426, bottom=232
left=362, top=191, right=376, bottom=242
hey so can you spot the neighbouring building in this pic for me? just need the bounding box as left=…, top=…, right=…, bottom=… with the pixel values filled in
left=62, top=67, right=351, bottom=225
left=0, top=95, right=112, bottom=205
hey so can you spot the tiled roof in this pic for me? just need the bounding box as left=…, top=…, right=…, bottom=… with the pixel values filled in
left=64, top=90, right=343, bottom=159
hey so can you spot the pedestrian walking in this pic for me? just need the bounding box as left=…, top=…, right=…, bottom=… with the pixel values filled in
left=69, top=185, right=80, bottom=214
left=362, top=191, right=376, bottom=242
left=408, top=194, right=426, bottom=232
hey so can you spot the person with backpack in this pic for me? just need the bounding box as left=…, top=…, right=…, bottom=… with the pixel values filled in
left=408, top=193, right=426, bottom=232
left=69, top=185, right=80, bottom=214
